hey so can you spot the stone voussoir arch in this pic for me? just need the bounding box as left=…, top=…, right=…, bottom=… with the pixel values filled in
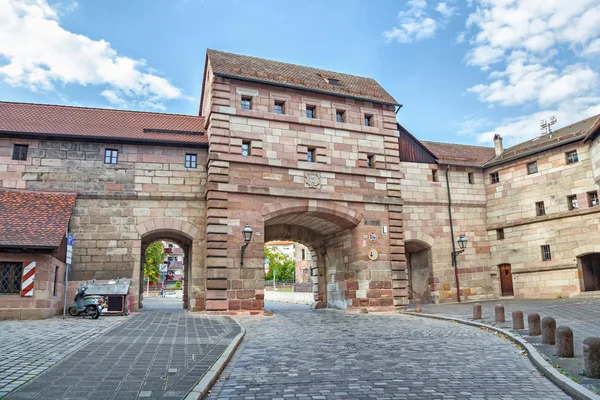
left=403, top=231, right=435, bottom=249
left=135, top=217, right=201, bottom=240
left=261, top=199, right=364, bottom=228
left=572, top=244, right=600, bottom=258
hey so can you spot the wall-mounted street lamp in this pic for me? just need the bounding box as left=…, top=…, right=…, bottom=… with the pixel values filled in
left=240, top=224, right=253, bottom=266
left=451, top=234, right=468, bottom=303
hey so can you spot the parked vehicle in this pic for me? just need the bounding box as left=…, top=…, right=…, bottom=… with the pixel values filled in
left=68, top=286, right=103, bottom=319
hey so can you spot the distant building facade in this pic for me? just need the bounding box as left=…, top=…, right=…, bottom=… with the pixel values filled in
left=1, top=49, right=599, bottom=319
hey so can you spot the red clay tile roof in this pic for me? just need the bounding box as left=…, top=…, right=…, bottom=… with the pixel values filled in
left=206, top=49, right=399, bottom=106
left=485, top=113, right=600, bottom=166
left=421, top=141, right=496, bottom=167
left=0, top=189, right=77, bottom=249
left=0, top=102, right=207, bottom=146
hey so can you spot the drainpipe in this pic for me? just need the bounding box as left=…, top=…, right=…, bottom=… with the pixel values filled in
left=445, top=166, right=461, bottom=303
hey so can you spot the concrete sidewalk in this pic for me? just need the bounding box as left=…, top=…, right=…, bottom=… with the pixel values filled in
left=3, top=299, right=241, bottom=400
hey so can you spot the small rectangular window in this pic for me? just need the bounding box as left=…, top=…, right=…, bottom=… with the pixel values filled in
left=566, top=150, right=579, bottom=164
left=274, top=101, right=285, bottom=114
left=185, top=153, right=197, bottom=168
left=301, top=248, right=306, bottom=260
left=432, top=170, right=438, bottom=182
left=241, top=96, right=252, bottom=110
left=12, top=144, right=29, bottom=161
left=364, top=114, right=373, bottom=127
left=527, top=161, right=538, bottom=174
left=536, top=201, right=545, bottom=216
left=496, top=228, right=504, bottom=240
left=241, top=142, right=251, bottom=157
left=0, top=262, right=23, bottom=294
left=336, top=110, right=344, bottom=123
left=468, top=172, right=474, bottom=184
left=104, top=149, right=118, bottom=164
left=306, top=106, right=316, bottom=119
left=490, top=172, right=499, bottom=184
left=307, top=148, right=315, bottom=163
left=367, top=155, right=375, bottom=169
left=567, top=195, right=578, bottom=210
left=589, top=191, right=599, bottom=207
left=541, top=245, right=552, bottom=261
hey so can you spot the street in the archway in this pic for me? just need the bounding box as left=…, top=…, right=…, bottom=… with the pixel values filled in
left=211, top=302, right=569, bottom=399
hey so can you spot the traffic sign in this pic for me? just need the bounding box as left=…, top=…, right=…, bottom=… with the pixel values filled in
left=264, top=258, right=270, bottom=274
left=159, top=264, right=168, bottom=273
left=66, top=234, right=74, bottom=265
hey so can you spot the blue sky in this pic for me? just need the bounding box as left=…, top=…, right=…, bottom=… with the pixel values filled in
left=1, top=0, right=600, bottom=147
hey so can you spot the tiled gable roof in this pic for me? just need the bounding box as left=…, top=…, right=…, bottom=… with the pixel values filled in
left=0, top=102, right=207, bottom=146
left=485, top=113, right=600, bottom=166
left=0, top=189, right=77, bottom=249
left=421, top=141, right=496, bottom=167
left=206, top=49, right=399, bottom=106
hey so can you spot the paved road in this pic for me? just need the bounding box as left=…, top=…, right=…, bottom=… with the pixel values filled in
left=210, top=302, right=569, bottom=399
left=4, top=298, right=240, bottom=400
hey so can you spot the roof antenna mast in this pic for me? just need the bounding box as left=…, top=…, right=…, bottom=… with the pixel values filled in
left=540, top=116, right=557, bottom=134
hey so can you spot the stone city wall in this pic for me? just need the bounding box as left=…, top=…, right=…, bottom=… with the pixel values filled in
left=0, top=137, right=208, bottom=311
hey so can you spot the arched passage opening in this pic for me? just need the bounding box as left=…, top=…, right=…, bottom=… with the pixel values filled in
left=261, top=200, right=363, bottom=309
left=405, top=240, right=434, bottom=304
left=578, top=253, right=600, bottom=292
left=139, top=229, right=193, bottom=311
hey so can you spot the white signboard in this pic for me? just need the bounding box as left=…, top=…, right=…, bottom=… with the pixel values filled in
left=159, top=264, right=168, bottom=273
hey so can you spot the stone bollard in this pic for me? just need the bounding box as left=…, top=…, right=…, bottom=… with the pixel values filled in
left=583, top=337, right=600, bottom=378
left=556, top=326, right=574, bottom=358
left=528, top=312, right=542, bottom=336
left=263, top=309, right=273, bottom=317
left=495, top=304, right=505, bottom=323
left=541, top=316, right=556, bottom=345
left=473, top=303, right=482, bottom=320
left=512, top=310, right=524, bottom=330
left=360, top=308, right=368, bottom=314
left=415, top=299, right=422, bottom=313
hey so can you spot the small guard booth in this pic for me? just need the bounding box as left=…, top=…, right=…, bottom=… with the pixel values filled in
left=81, top=279, right=132, bottom=315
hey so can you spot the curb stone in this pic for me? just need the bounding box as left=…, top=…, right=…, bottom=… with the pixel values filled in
left=405, top=312, right=600, bottom=400
left=184, top=325, right=246, bottom=400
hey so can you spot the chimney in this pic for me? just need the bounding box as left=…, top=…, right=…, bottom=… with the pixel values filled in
left=493, top=134, right=503, bottom=156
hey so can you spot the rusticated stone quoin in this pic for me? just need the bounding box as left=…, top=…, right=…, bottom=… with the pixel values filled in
left=583, top=337, right=600, bottom=378
left=495, top=304, right=505, bottom=323
left=512, top=310, right=524, bottom=330
left=528, top=312, right=541, bottom=336
left=541, top=316, right=556, bottom=345
left=556, top=326, right=574, bottom=358
left=473, top=303, right=482, bottom=320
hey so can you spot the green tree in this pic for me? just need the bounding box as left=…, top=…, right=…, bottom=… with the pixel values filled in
left=144, top=241, right=165, bottom=283
left=263, top=246, right=296, bottom=282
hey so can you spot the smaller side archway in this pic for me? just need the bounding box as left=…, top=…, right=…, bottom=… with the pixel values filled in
left=405, top=239, right=434, bottom=304
left=135, top=218, right=200, bottom=311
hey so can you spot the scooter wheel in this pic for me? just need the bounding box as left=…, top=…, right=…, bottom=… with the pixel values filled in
left=68, top=307, right=79, bottom=317
left=86, top=306, right=100, bottom=319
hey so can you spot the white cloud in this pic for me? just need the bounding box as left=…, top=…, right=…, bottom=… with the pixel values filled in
left=0, top=0, right=188, bottom=110
left=384, top=0, right=457, bottom=44
left=475, top=100, right=600, bottom=146
left=435, top=2, right=457, bottom=19
left=459, top=0, right=600, bottom=146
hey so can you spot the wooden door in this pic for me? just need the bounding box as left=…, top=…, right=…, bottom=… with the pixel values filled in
left=499, top=264, right=514, bottom=296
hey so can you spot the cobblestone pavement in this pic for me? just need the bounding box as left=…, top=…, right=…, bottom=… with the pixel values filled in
left=4, top=298, right=240, bottom=400
left=416, top=298, right=600, bottom=392
left=210, top=302, right=569, bottom=399
left=0, top=312, right=127, bottom=398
